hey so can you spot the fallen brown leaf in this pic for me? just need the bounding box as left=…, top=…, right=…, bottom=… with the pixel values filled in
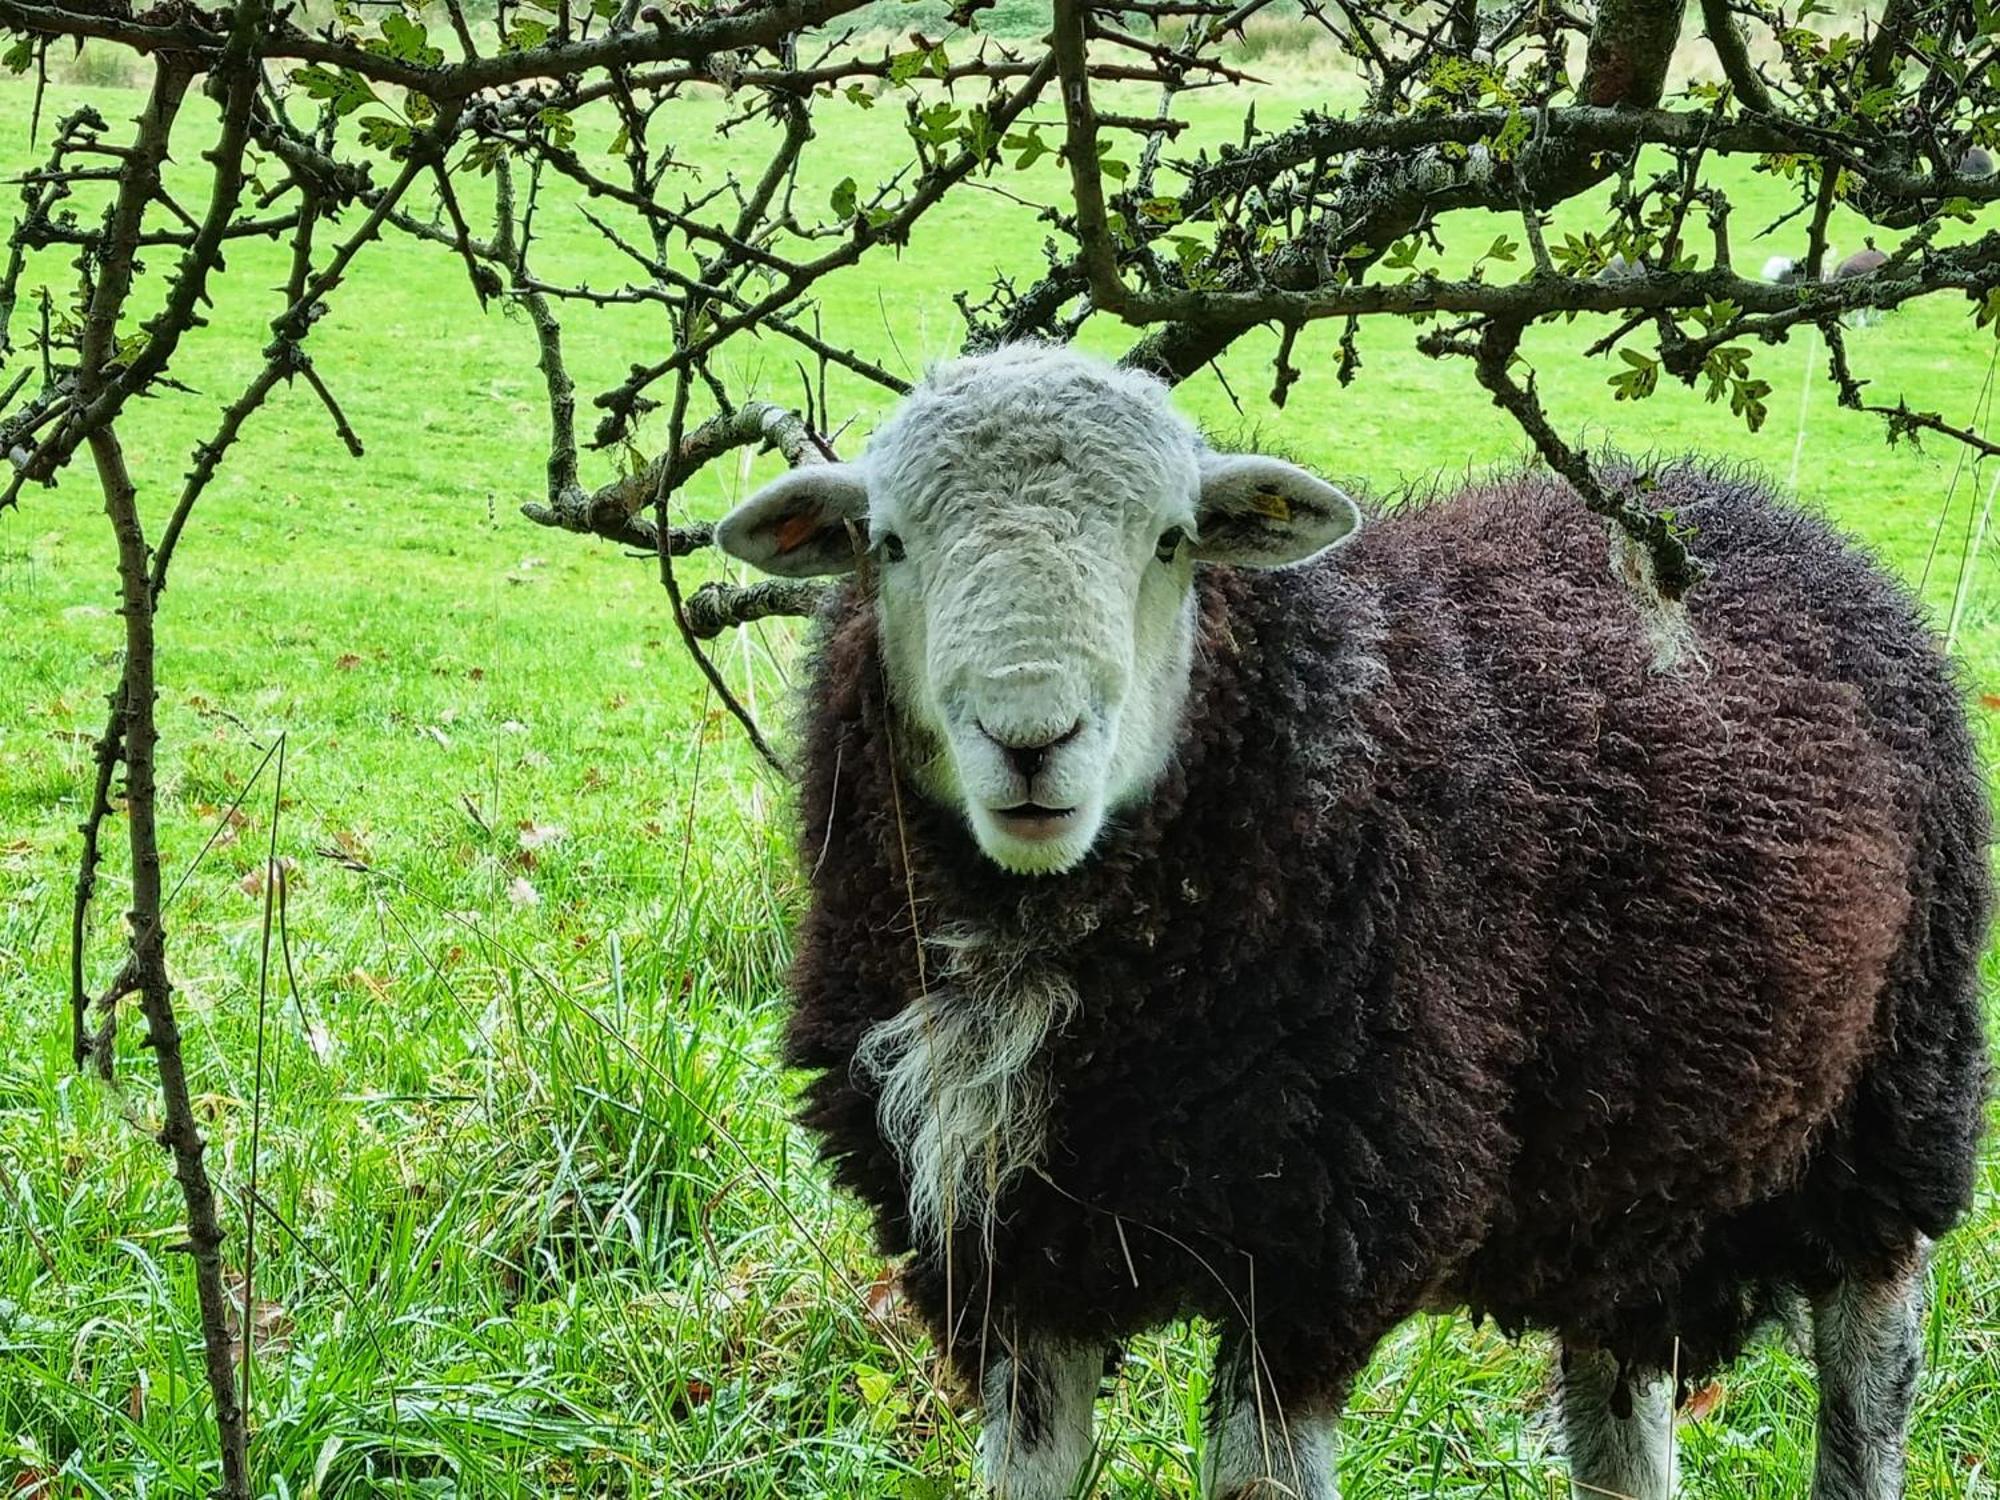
left=1680, top=1379, right=1725, bottom=1422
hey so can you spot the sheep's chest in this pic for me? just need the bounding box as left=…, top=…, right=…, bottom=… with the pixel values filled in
left=861, top=923, right=1338, bottom=1339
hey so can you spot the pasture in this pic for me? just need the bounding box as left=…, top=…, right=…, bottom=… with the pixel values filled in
left=1, top=60, right=1997, bottom=1498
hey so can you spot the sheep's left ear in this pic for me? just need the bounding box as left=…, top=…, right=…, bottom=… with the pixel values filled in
left=1193, top=453, right=1360, bottom=567
left=714, top=463, right=870, bottom=577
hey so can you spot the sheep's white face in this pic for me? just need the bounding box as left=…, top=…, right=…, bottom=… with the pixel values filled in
left=716, top=347, right=1359, bottom=875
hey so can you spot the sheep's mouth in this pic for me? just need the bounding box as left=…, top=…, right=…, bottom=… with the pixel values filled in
left=991, top=803, right=1078, bottom=841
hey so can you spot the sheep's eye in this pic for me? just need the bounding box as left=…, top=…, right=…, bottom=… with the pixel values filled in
left=1155, top=526, right=1188, bottom=564
left=876, top=531, right=907, bottom=562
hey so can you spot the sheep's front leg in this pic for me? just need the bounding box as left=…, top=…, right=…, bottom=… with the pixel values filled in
left=1811, top=1247, right=1928, bottom=1500
left=980, top=1335, right=1103, bottom=1500
left=1202, top=1335, right=1340, bottom=1500
left=1560, top=1345, right=1675, bottom=1500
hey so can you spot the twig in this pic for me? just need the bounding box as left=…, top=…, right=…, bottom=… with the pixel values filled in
left=1464, top=318, right=1706, bottom=600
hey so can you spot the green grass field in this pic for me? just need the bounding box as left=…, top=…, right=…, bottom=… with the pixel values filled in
left=1, top=63, right=1997, bottom=1498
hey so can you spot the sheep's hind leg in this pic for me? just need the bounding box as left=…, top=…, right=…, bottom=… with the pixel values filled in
left=980, top=1336, right=1103, bottom=1500
left=1560, top=1345, right=1675, bottom=1500
left=1811, top=1246, right=1928, bottom=1500
left=1201, top=1336, right=1340, bottom=1500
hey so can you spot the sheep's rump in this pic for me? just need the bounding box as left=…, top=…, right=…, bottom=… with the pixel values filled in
left=785, top=463, right=1991, bottom=1396
left=1339, top=465, right=1992, bottom=1374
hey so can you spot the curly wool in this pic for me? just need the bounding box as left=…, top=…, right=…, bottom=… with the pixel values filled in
left=783, top=462, right=1992, bottom=1400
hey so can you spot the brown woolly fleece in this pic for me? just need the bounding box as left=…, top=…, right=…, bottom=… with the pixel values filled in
left=782, top=463, right=1992, bottom=1406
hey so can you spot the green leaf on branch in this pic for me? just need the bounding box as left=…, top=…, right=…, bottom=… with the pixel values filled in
left=1609, top=348, right=1659, bottom=401
left=909, top=101, right=961, bottom=149
left=358, top=116, right=414, bottom=153
left=958, top=105, right=1002, bottom=166
left=1681, top=298, right=1741, bottom=334
left=463, top=139, right=508, bottom=175
left=1004, top=125, right=1050, bottom=170
left=371, top=13, right=443, bottom=66
left=1731, top=377, right=1772, bottom=431
left=291, top=64, right=383, bottom=118
left=504, top=17, right=552, bottom=51
left=537, top=106, right=576, bottom=150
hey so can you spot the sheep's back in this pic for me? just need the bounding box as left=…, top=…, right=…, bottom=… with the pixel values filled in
left=1329, top=465, right=1988, bottom=1367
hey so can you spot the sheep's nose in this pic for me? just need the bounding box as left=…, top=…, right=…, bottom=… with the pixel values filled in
left=981, top=719, right=1082, bottom=782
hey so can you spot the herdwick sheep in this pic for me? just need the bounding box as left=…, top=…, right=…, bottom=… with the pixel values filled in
left=714, top=344, right=1992, bottom=1500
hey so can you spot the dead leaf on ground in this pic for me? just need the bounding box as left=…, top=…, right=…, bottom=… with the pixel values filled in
left=669, top=1377, right=713, bottom=1418
left=1679, top=1380, right=1725, bottom=1422
left=861, top=1264, right=908, bottom=1330
left=348, top=969, right=393, bottom=1003
left=238, top=857, right=299, bottom=899
left=195, top=803, right=251, bottom=850
left=222, top=1267, right=295, bottom=1358
left=334, top=653, right=362, bottom=671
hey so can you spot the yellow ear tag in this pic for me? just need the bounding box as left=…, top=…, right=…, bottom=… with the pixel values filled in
left=1248, top=487, right=1292, bottom=522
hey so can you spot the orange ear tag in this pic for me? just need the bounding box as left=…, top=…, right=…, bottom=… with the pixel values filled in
left=773, top=511, right=822, bottom=554
left=1248, top=488, right=1292, bottom=522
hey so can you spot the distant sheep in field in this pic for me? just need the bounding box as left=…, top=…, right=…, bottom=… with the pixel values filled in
left=1762, top=242, right=1896, bottom=324
left=715, top=344, right=1992, bottom=1500
left=1594, top=251, right=1642, bottom=282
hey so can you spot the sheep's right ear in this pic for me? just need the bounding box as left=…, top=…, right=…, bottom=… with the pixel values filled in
left=714, top=464, right=870, bottom=577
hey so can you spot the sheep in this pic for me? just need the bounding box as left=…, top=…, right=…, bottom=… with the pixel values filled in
left=1762, top=243, right=1893, bottom=324
left=713, top=344, right=1992, bottom=1500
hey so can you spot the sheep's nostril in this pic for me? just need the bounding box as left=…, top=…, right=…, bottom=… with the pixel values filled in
left=980, top=719, right=1082, bottom=783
